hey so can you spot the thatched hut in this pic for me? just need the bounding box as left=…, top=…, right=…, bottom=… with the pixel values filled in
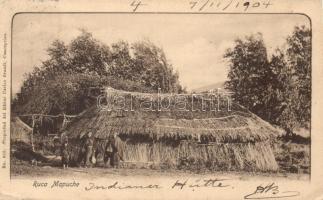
left=64, top=88, right=279, bottom=171
left=11, top=117, right=32, bottom=144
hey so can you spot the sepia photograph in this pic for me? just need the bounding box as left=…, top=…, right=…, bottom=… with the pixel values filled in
left=10, top=13, right=311, bottom=183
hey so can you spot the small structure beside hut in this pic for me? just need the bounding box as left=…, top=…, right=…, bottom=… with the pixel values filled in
left=11, top=117, right=33, bottom=144
left=64, top=87, right=280, bottom=171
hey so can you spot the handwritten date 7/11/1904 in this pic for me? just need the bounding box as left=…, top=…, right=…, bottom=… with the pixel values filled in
left=129, top=0, right=273, bottom=12
left=189, top=0, right=273, bottom=11
left=244, top=183, right=300, bottom=199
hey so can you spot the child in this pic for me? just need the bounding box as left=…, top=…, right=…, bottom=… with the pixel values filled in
left=61, top=140, right=70, bottom=169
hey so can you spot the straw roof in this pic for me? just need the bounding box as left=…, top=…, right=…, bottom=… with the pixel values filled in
left=65, top=88, right=279, bottom=143
left=11, top=117, right=32, bottom=143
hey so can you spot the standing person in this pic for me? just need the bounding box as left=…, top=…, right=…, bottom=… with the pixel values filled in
left=103, top=139, right=113, bottom=168
left=61, top=139, right=69, bottom=169
left=77, top=136, right=86, bottom=167
left=84, top=131, right=94, bottom=168
left=77, top=131, right=94, bottom=167
left=110, top=133, right=123, bottom=168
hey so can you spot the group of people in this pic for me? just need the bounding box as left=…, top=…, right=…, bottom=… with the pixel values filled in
left=60, top=131, right=123, bottom=169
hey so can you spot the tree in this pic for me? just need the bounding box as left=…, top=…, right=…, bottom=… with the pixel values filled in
left=68, top=31, right=111, bottom=76
left=107, top=41, right=134, bottom=80
left=224, top=33, right=271, bottom=116
left=13, top=30, right=184, bottom=116
left=14, top=73, right=102, bottom=115
left=274, top=26, right=311, bottom=132
left=132, top=40, right=184, bottom=93
left=224, top=26, right=311, bottom=133
left=286, top=26, right=311, bottom=126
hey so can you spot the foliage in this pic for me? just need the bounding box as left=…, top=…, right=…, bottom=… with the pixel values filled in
left=224, top=26, right=311, bottom=132
left=13, top=31, right=184, bottom=115
left=132, top=40, right=183, bottom=93
left=224, top=33, right=270, bottom=111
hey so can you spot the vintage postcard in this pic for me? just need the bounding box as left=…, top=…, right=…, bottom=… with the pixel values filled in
left=0, top=0, right=323, bottom=199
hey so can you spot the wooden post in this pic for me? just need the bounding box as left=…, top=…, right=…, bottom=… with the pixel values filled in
left=31, top=116, right=35, bottom=152
left=62, top=113, right=66, bottom=130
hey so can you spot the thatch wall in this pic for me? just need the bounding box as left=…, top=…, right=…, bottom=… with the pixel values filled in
left=64, top=88, right=280, bottom=171
left=66, top=138, right=278, bottom=171
left=122, top=141, right=278, bottom=171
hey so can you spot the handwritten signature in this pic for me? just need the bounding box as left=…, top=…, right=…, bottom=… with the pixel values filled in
left=244, top=182, right=300, bottom=199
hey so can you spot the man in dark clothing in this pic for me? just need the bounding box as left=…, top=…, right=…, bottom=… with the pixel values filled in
left=103, top=139, right=113, bottom=167
left=84, top=132, right=94, bottom=167
left=61, top=140, right=69, bottom=169
left=110, top=133, right=123, bottom=168
left=78, top=131, right=94, bottom=167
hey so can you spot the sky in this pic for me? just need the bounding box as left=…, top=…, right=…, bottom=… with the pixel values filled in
left=12, top=13, right=309, bottom=94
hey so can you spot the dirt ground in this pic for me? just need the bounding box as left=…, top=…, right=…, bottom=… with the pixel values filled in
left=11, top=160, right=309, bottom=181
